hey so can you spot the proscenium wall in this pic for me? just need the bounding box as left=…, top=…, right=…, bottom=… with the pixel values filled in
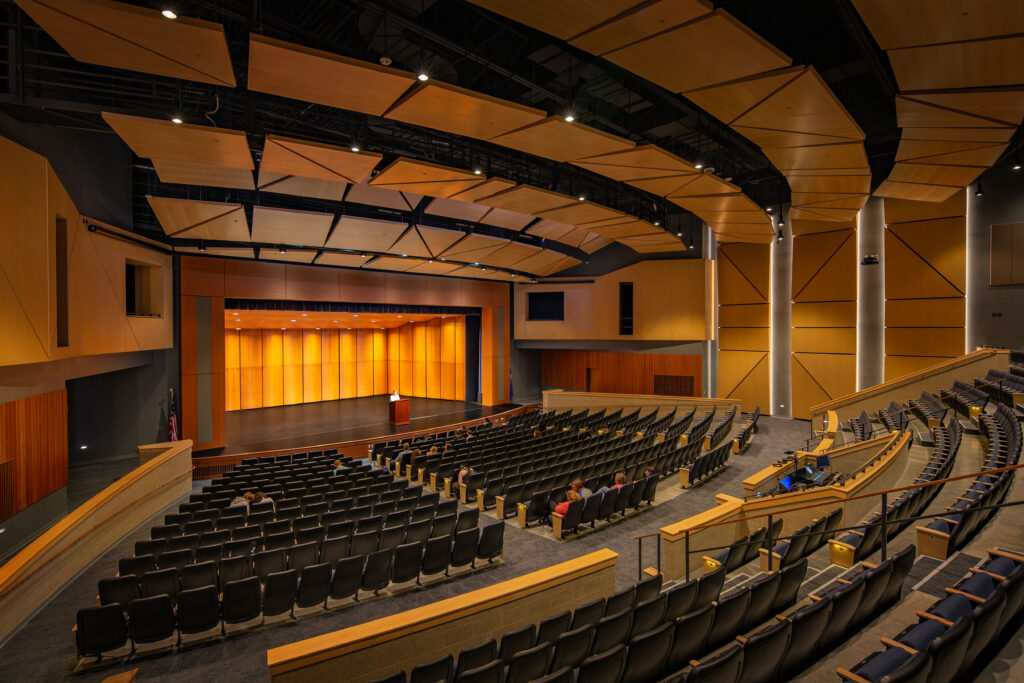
left=884, top=191, right=967, bottom=379
left=716, top=243, right=770, bottom=412
left=513, top=259, right=712, bottom=341
left=225, top=317, right=466, bottom=410
left=790, top=219, right=857, bottom=420
left=541, top=349, right=702, bottom=396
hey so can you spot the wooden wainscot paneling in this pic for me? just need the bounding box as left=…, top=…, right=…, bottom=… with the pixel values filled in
left=0, top=390, right=68, bottom=522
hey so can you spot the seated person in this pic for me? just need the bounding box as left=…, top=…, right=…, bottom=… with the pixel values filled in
left=457, top=464, right=475, bottom=485
left=332, top=458, right=349, bottom=475
left=408, top=448, right=422, bottom=471
left=229, top=491, right=254, bottom=509
left=532, top=428, right=543, bottom=438
left=392, top=441, right=412, bottom=471
left=571, top=478, right=593, bottom=498
left=252, top=491, right=273, bottom=511
left=553, top=490, right=581, bottom=518
left=596, top=472, right=628, bottom=495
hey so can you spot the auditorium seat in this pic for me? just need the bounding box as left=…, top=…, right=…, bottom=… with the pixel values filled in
left=295, top=563, right=331, bottom=615
left=816, top=574, right=866, bottom=652
left=684, top=643, right=743, bottom=683
left=74, top=603, right=129, bottom=665
left=476, top=522, right=504, bottom=564
left=454, top=660, right=502, bottom=683
left=222, top=576, right=262, bottom=634
left=450, top=528, right=479, bottom=574
left=740, top=571, right=780, bottom=631
left=707, top=586, right=750, bottom=650
left=361, top=549, right=393, bottom=595
left=777, top=596, right=832, bottom=679
left=410, top=653, right=454, bottom=683
left=127, top=594, right=176, bottom=655
left=180, top=561, right=218, bottom=591
left=140, top=568, right=179, bottom=601
left=735, top=618, right=791, bottom=683
left=536, top=610, right=571, bottom=646
left=262, top=569, right=297, bottom=623
left=622, top=621, right=673, bottom=683
left=506, top=643, right=552, bottom=683
left=664, top=578, right=699, bottom=621
left=499, top=624, right=537, bottom=663
left=577, top=644, right=627, bottom=683
left=177, top=585, right=222, bottom=646
left=571, top=598, right=606, bottom=630
left=550, top=625, right=593, bottom=672
left=98, top=575, right=140, bottom=610
left=455, top=639, right=497, bottom=679
left=328, top=556, right=363, bottom=607
left=592, top=609, right=633, bottom=655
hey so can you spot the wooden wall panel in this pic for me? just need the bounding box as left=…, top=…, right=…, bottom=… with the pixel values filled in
left=413, top=322, right=427, bottom=398
left=386, top=328, right=400, bottom=396
left=239, top=329, right=263, bottom=409
left=321, top=329, right=340, bottom=401
left=356, top=329, right=373, bottom=397
left=340, top=329, right=357, bottom=399
left=399, top=324, right=414, bottom=397
left=225, top=328, right=241, bottom=411
left=302, top=329, right=322, bottom=403
left=541, top=350, right=701, bottom=396
left=372, top=329, right=387, bottom=395
left=282, top=330, right=303, bottom=405
left=884, top=191, right=966, bottom=380
left=426, top=318, right=441, bottom=398
left=455, top=318, right=467, bottom=401
left=790, top=222, right=856, bottom=419
left=440, top=317, right=457, bottom=400
left=262, top=329, right=284, bottom=407
left=717, top=243, right=770, bottom=412
left=0, top=390, right=68, bottom=523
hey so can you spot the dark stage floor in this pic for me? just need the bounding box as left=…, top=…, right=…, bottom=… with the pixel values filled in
left=220, top=396, right=517, bottom=455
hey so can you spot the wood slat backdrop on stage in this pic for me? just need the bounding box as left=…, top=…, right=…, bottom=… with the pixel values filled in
left=716, top=243, right=770, bottom=412
left=790, top=219, right=857, bottom=420
left=884, top=190, right=966, bottom=380
left=0, top=390, right=68, bottom=522
left=224, top=318, right=466, bottom=410
left=541, top=350, right=701, bottom=396
left=181, top=255, right=508, bottom=450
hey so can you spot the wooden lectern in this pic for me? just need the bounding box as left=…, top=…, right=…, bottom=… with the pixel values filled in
left=389, top=399, right=410, bottom=426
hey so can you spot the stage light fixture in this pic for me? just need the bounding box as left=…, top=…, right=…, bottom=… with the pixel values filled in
left=360, top=252, right=367, bottom=258
left=766, top=206, right=773, bottom=213
left=397, top=315, right=403, bottom=318
left=197, top=242, right=206, bottom=252
left=677, top=232, right=683, bottom=237
left=1015, top=162, right=1023, bottom=171
left=417, top=73, right=429, bottom=82
left=171, top=116, right=183, bottom=124
left=976, top=183, right=985, bottom=197
left=776, top=229, right=783, bottom=243
left=161, top=9, right=177, bottom=19
left=291, top=319, right=296, bottom=322
left=778, top=218, right=785, bottom=227
left=301, top=313, right=307, bottom=316
left=578, top=196, right=585, bottom=201
left=371, top=320, right=376, bottom=323
left=333, top=320, right=339, bottom=323
left=400, top=253, right=407, bottom=257
left=473, top=169, right=482, bottom=175
left=278, top=246, right=286, bottom=253
left=350, top=146, right=360, bottom=152
left=694, top=162, right=704, bottom=170
left=564, top=114, right=575, bottom=122
left=235, top=327, right=240, bottom=331
left=654, top=221, right=660, bottom=226
left=232, top=311, right=239, bottom=315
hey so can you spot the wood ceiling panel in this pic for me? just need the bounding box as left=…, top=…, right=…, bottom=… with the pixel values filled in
left=387, top=227, right=433, bottom=259
left=791, top=193, right=870, bottom=209
left=416, top=226, right=466, bottom=256
left=786, top=206, right=861, bottom=222
left=699, top=211, right=771, bottom=225
left=588, top=220, right=662, bottom=239
left=479, top=208, right=536, bottom=231
left=449, top=177, right=516, bottom=202
left=14, top=0, right=235, bottom=86
left=368, top=158, right=485, bottom=198
left=323, top=216, right=408, bottom=252
left=147, top=197, right=249, bottom=241
left=176, top=246, right=255, bottom=259
left=259, top=249, right=318, bottom=264
left=666, top=173, right=741, bottom=197
left=102, top=112, right=253, bottom=167
left=572, top=144, right=699, bottom=179
left=476, top=185, right=576, bottom=214
left=482, top=242, right=542, bottom=268
left=671, top=193, right=762, bottom=213
left=227, top=311, right=441, bottom=330
left=439, top=233, right=507, bottom=260
left=526, top=220, right=577, bottom=242
left=464, top=0, right=644, bottom=41
left=579, top=233, right=613, bottom=253
left=888, top=36, right=1024, bottom=90
left=537, top=201, right=626, bottom=226
left=907, top=90, right=1024, bottom=127
left=261, top=135, right=381, bottom=184
left=895, top=141, right=1007, bottom=167
left=786, top=174, right=872, bottom=194
left=895, top=95, right=1011, bottom=128
left=887, top=162, right=985, bottom=187
left=764, top=143, right=869, bottom=171
left=251, top=206, right=335, bottom=247
left=625, top=175, right=698, bottom=196
left=247, top=34, right=416, bottom=116
left=734, top=67, right=864, bottom=139
left=489, top=116, right=634, bottom=162
left=570, top=0, right=713, bottom=54
left=425, top=197, right=491, bottom=223
left=385, top=81, right=546, bottom=140
left=900, top=127, right=1015, bottom=143
left=734, top=126, right=859, bottom=148
left=257, top=170, right=347, bottom=201
left=602, top=10, right=792, bottom=93
left=874, top=180, right=963, bottom=203
left=405, top=260, right=464, bottom=276
left=344, top=182, right=420, bottom=211
left=851, top=0, right=1024, bottom=50
left=514, top=249, right=575, bottom=275
left=365, top=256, right=424, bottom=272
left=315, top=252, right=369, bottom=269
left=789, top=218, right=856, bottom=236
left=626, top=241, right=689, bottom=253
left=535, top=255, right=582, bottom=276
left=682, top=66, right=803, bottom=124
left=151, top=160, right=255, bottom=190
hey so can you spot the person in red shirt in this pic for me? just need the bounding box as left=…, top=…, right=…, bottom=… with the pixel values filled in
left=554, top=489, right=581, bottom=517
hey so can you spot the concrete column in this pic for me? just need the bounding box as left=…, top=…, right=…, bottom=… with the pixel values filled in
left=858, top=197, right=885, bottom=389
left=771, top=215, right=792, bottom=417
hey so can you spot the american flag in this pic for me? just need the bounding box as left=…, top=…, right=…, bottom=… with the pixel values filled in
left=168, top=387, right=179, bottom=441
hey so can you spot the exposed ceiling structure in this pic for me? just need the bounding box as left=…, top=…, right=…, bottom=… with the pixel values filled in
left=3, top=0, right=1009, bottom=278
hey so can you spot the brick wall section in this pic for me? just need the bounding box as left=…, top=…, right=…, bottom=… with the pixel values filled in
left=268, top=549, right=618, bottom=682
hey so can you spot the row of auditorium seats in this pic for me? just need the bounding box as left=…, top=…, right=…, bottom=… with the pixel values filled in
left=74, top=524, right=506, bottom=668
left=703, top=407, right=737, bottom=451
left=550, top=476, right=659, bottom=538
left=909, top=391, right=947, bottom=424
left=763, top=508, right=843, bottom=570
left=837, top=547, right=1024, bottom=683
left=704, top=521, right=780, bottom=573
left=731, top=408, right=759, bottom=454
left=834, top=419, right=962, bottom=565
left=942, top=380, right=989, bottom=417
left=920, top=403, right=1020, bottom=556
left=369, top=558, right=812, bottom=683
left=680, top=442, right=732, bottom=488
left=978, top=369, right=1024, bottom=409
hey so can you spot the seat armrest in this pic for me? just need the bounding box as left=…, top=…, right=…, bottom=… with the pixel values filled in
left=836, top=668, right=871, bottom=683
left=880, top=637, right=917, bottom=654
left=916, top=610, right=953, bottom=627
left=944, top=587, right=986, bottom=603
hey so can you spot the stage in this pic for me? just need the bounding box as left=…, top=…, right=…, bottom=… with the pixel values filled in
left=220, top=396, right=517, bottom=455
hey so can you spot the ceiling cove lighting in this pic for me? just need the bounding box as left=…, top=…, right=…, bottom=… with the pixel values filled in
left=161, top=9, right=177, bottom=19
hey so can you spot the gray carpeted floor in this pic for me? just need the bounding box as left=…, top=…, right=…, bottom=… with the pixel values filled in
left=0, top=415, right=812, bottom=683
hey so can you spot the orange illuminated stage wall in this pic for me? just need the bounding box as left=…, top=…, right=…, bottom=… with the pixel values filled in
left=224, top=318, right=466, bottom=411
